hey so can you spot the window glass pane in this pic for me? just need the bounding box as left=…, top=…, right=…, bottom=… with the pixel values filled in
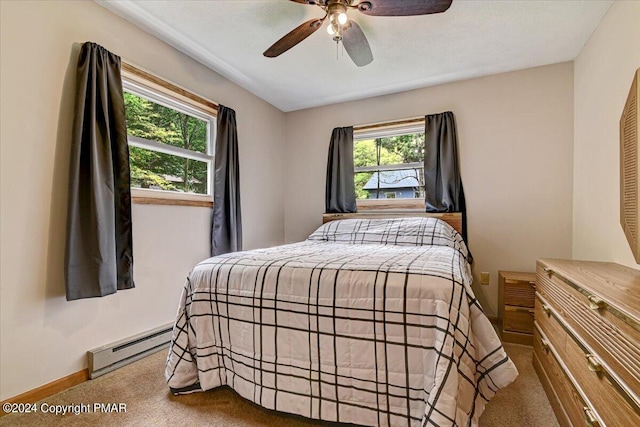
left=354, top=133, right=424, bottom=167
left=358, top=167, right=424, bottom=200
left=354, top=131, right=425, bottom=200
left=129, top=146, right=208, bottom=194
left=355, top=171, right=374, bottom=199
left=124, top=92, right=208, bottom=154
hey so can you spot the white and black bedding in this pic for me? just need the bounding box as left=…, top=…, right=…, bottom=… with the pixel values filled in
left=165, top=217, right=518, bottom=427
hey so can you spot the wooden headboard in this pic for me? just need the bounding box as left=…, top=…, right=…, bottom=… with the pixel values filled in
left=322, top=212, right=463, bottom=235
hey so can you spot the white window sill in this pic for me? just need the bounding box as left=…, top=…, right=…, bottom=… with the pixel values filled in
left=131, top=188, right=213, bottom=208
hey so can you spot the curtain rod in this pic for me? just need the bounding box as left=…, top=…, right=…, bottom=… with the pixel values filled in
left=121, top=60, right=219, bottom=113
left=353, top=116, right=424, bottom=132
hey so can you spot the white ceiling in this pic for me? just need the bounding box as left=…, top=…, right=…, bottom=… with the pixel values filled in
left=98, top=0, right=612, bottom=112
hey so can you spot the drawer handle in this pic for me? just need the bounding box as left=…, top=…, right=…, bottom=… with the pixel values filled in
left=543, top=267, right=553, bottom=275
left=583, top=407, right=600, bottom=427
left=587, top=295, right=605, bottom=310
left=540, top=337, right=549, bottom=352
left=542, top=304, right=551, bottom=315
left=586, top=354, right=603, bottom=373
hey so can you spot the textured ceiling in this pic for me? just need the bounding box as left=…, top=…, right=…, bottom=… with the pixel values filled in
left=98, top=0, right=612, bottom=112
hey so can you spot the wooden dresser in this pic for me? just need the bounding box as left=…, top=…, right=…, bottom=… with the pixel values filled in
left=533, top=259, right=640, bottom=427
left=498, top=271, right=537, bottom=345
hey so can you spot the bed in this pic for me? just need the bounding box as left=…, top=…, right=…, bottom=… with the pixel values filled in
left=165, top=216, right=518, bottom=426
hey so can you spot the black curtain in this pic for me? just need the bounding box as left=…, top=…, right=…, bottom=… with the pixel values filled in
left=65, top=42, right=134, bottom=301
left=326, top=126, right=357, bottom=213
left=424, top=111, right=468, bottom=242
left=211, top=105, right=242, bottom=256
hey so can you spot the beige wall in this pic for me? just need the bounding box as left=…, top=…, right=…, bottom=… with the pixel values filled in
left=0, top=0, right=285, bottom=400
left=6, top=0, right=631, bottom=403
left=285, top=63, right=575, bottom=317
left=573, top=0, right=640, bottom=266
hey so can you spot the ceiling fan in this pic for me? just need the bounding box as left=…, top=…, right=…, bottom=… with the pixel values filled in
left=263, top=0, right=453, bottom=67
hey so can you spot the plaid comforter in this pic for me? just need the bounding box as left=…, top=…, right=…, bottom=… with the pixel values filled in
left=166, top=218, right=518, bottom=426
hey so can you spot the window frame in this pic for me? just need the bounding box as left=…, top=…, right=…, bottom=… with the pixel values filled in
left=353, top=120, right=426, bottom=211
left=121, top=64, right=217, bottom=207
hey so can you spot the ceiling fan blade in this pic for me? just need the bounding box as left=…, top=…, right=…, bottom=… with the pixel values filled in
left=354, top=0, right=452, bottom=16
left=263, top=18, right=324, bottom=58
left=342, top=21, right=373, bottom=67
left=288, top=0, right=324, bottom=4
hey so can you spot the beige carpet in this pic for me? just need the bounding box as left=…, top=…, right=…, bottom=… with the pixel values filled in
left=1, top=343, right=558, bottom=426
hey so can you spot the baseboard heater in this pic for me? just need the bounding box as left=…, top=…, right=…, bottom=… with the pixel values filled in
left=87, top=323, right=174, bottom=379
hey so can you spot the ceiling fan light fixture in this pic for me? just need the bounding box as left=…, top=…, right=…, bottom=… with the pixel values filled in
left=328, top=12, right=344, bottom=26
left=264, top=0, right=453, bottom=66
left=326, top=2, right=348, bottom=42
left=328, top=2, right=348, bottom=25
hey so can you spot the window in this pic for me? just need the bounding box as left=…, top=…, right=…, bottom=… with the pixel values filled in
left=121, top=64, right=216, bottom=206
left=354, top=122, right=425, bottom=208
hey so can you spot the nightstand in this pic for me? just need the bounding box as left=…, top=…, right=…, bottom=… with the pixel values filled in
left=498, top=270, right=536, bottom=345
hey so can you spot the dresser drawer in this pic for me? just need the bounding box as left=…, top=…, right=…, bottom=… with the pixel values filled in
left=535, top=259, right=640, bottom=427
left=537, top=262, right=640, bottom=399
left=563, top=324, right=640, bottom=427
left=533, top=325, right=601, bottom=427
left=537, top=263, right=639, bottom=339
left=503, top=306, right=534, bottom=334
left=504, top=278, right=536, bottom=307
left=535, top=267, right=569, bottom=316
left=535, top=293, right=566, bottom=356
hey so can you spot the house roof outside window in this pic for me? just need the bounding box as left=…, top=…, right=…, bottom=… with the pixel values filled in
left=363, top=170, right=421, bottom=190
